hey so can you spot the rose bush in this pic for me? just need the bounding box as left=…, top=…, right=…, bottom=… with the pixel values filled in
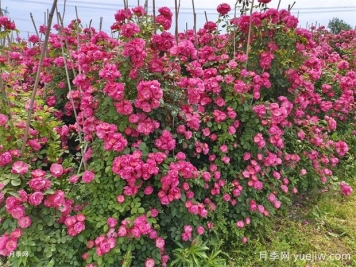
left=0, top=1, right=355, bottom=266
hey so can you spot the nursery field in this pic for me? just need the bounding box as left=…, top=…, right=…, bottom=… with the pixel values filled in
left=0, top=0, right=355, bottom=266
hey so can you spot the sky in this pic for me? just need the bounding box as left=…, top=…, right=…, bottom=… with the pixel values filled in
left=1, top=0, right=356, bottom=38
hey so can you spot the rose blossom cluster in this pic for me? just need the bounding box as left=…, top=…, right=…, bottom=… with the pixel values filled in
left=102, top=82, right=125, bottom=101
left=158, top=160, right=199, bottom=205
left=134, top=80, right=163, bottom=113
left=1, top=2, right=355, bottom=266
left=120, top=22, right=140, bottom=38
left=122, top=38, right=146, bottom=68
left=96, top=122, right=128, bottom=152
left=267, top=193, right=282, bottom=209
left=99, top=63, right=122, bottom=82
left=64, top=214, right=86, bottom=236
left=5, top=196, right=32, bottom=228
left=0, top=229, right=22, bottom=256
left=154, top=130, right=176, bottom=152
left=0, top=16, right=16, bottom=31
left=150, top=31, right=175, bottom=52
left=185, top=200, right=208, bottom=218
left=181, top=225, right=193, bottom=241
left=43, top=190, right=74, bottom=223
left=112, top=151, right=164, bottom=195
left=156, top=7, right=173, bottom=30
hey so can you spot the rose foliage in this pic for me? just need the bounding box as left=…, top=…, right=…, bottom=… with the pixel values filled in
left=0, top=2, right=355, bottom=266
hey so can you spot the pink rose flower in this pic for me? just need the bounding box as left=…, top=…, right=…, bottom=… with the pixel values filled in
left=0, top=152, right=12, bottom=167
left=155, top=237, right=165, bottom=249
left=69, top=175, right=80, bottom=184
left=116, top=195, right=125, bottom=204
left=50, top=163, right=64, bottom=178
left=18, top=216, right=32, bottom=228
left=11, top=161, right=29, bottom=175
left=82, top=170, right=95, bottom=183
left=236, top=220, right=245, bottom=228
left=0, top=114, right=8, bottom=126
left=196, top=226, right=205, bottom=235
left=107, top=217, right=118, bottom=228
left=28, top=192, right=44, bottom=206
left=340, top=182, right=353, bottom=196
left=217, top=3, right=231, bottom=15
left=145, top=258, right=155, bottom=267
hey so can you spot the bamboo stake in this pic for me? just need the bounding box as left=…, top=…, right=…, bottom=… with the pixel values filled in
left=192, top=0, right=197, bottom=45
left=245, top=0, right=254, bottom=69
left=204, top=11, right=213, bottom=47
left=30, top=13, right=41, bottom=45
left=277, top=0, right=282, bottom=11
left=99, top=17, right=103, bottom=32
left=144, top=0, right=148, bottom=13
left=57, top=9, right=77, bottom=78
left=288, top=1, right=295, bottom=11
left=22, top=0, right=59, bottom=156
left=62, top=0, right=67, bottom=20
left=56, top=11, right=87, bottom=171
left=233, top=2, right=237, bottom=55
left=152, top=0, right=156, bottom=34
left=75, top=7, right=88, bottom=171
left=174, top=0, right=179, bottom=43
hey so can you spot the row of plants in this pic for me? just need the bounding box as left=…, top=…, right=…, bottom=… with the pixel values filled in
left=0, top=0, right=355, bottom=266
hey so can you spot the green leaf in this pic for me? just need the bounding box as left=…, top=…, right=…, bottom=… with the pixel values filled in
left=11, top=178, right=21, bottom=186
left=78, top=234, right=85, bottom=242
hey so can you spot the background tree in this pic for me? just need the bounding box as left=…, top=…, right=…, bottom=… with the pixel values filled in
left=328, top=17, right=352, bottom=34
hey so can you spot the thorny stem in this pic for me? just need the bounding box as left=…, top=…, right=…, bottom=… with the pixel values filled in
left=21, top=0, right=59, bottom=156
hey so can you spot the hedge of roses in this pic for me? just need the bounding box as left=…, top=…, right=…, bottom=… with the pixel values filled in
left=0, top=1, right=355, bottom=266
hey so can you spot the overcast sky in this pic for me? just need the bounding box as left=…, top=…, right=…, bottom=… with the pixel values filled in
left=2, top=0, right=356, bottom=37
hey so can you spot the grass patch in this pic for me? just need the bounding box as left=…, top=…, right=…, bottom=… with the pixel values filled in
left=226, top=179, right=356, bottom=267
